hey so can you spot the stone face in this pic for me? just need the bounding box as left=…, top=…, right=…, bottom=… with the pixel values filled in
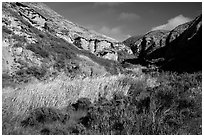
left=89, top=40, right=96, bottom=53
left=123, top=14, right=202, bottom=72
left=80, top=38, right=89, bottom=50
left=96, top=41, right=112, bottom=52
left=70, top=36, right=130, bottom=62
left=15, top=2, right=47, bottom=31
left=56, top=33, right=73, bottom=43
left=103, top=52, right=118, bottom=61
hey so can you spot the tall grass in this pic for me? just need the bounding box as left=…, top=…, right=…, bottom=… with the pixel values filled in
left=2, top=73, right=157, bottom=117
left=2, top=71, right=202, bottom=135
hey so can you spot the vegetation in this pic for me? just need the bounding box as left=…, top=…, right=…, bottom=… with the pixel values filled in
left=2, top=3, right=202, bottom=135
left=2, top=71, right=202, bottom=135
left=2, top=26, right=13, bottom=34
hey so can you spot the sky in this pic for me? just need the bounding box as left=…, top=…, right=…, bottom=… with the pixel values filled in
left=45, top=2, right=201, bottom=41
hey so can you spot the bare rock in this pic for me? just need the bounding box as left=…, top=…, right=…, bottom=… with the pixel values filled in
left=89, top=40, right=96, bottom=53
left=95, top=41, right=112, bottom=52
left=80, top=38, right=89, bottom=50
left=103, top=52, right=118, bottom=61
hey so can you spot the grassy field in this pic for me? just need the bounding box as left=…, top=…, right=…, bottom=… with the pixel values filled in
left=2, top=71, right=202, bottom=135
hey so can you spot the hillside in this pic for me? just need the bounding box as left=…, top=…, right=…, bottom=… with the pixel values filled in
left=123, top=35, right=143, bottom=49
left=2, top=2, right=134, bottom=86
left=123, top=15, right=202, bottom=72
left=2, top=2, right=202, bottom=135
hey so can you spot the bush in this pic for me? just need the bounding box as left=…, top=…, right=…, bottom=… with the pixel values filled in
left=2, top=26, right=13, bottom=34
left=21, top=107, right=69, bottom=127
left=26, top=43, right=49, bottom=58
left=13, top=66, right=47, bottom=83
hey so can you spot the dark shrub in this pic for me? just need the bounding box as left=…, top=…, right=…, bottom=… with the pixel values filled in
left=2, top=26, right=12, bottom=34
left=26, top=66, right=47, bottom=80
left=21, top=107, right=69, bottom=127
left=72, top=98, right=91, bottom=111
left=79, top=114, right=93, bottom=128
left=26, top=43, right=49, bottom=58
left=40, top=128, right=50, bottom=135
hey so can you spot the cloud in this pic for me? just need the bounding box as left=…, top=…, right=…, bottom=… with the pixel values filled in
left=151, top=14, right=192, bottom=31
left=94, top=2, right=122, bottom=7
left=118, top=12, right=140, bottom=21
left=85, top=24, right=95, bottom=30
left=98, top=26, right=129, bottom=41
left=126, top=34, right=132, bottom=38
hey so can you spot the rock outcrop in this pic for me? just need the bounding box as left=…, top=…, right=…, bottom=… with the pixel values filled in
left=2, top=2, right=132, bottom=82
left=5, top=2, right=132, bottom=61
left=123, top=14, right=202, bottom=72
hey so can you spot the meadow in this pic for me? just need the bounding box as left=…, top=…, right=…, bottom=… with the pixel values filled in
left=2, top=70, right=202, bottom=135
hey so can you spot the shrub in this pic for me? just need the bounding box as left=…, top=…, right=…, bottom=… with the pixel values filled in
left=2, top=26, right=13, bottom=34
left=26, top=43, right=49, bottom=58
left=21, top=107, right=68, bottom=127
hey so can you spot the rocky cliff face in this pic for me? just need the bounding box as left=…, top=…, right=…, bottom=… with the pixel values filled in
left=2, top=2, right=132, bottom=82
left=123, top=14, right=202, bottom=72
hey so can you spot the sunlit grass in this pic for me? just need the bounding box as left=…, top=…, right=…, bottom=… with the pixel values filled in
left=2, top=72, right=157, bottom=117
left=3, top=71, right=201, bottom=135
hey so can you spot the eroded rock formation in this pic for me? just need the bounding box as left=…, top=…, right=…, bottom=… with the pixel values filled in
left=4, top=2, right=132, bottom=61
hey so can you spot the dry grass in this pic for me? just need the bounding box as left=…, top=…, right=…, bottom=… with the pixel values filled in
left=2, top=73, right=159, bottom=117
left=2, top=71, right=201, bottom=135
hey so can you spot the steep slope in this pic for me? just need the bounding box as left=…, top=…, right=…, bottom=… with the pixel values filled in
left=123, top=14, right=202, bottom=72
left=123, top=35, right=143, bottom=49
left=2, top=2, right=132, bottom=84
left=11, top=2, right=132, bottom=60
left=122, top=30, right=170, bottom=66
left=162, top=14, right=202, bottom=72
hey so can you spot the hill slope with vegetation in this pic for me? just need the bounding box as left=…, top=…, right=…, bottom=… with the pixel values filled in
left=123, top=15, right=202, bottom=73
left=3, top=2, right=134, bottom=86
left=2, top=2, right=202, bottom=135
